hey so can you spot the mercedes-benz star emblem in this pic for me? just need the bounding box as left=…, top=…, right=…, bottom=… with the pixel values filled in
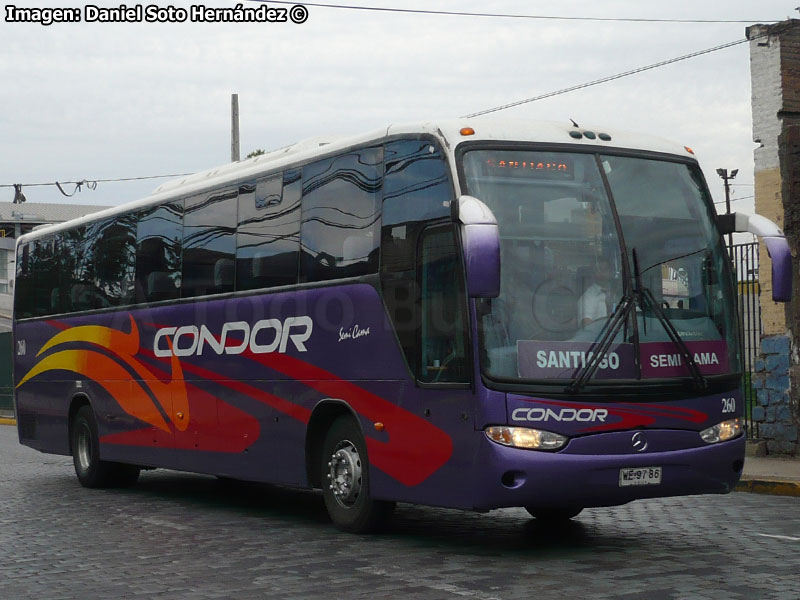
left=631, top=431, right=648, bottom=452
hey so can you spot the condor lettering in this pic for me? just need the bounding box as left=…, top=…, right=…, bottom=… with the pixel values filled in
left=154, top=317, right=313, bottom=358
left=512, top=407, right=609, bottom=423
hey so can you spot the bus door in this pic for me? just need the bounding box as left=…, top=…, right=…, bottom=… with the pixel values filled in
left=400, top=224, right=476, bottom=502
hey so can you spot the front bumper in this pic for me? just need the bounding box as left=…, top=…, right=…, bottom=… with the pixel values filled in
left=470, top=430, right=745, bottom=511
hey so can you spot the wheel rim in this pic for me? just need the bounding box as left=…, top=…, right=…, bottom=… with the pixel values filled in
left=327, top=440, right=362, bottom=508
left=76, top=422, right=92, bottom=474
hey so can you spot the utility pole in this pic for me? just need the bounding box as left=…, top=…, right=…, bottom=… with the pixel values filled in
left=231, top=93, right=240, bottom=162
left=716, top=167, right=738, bottom=250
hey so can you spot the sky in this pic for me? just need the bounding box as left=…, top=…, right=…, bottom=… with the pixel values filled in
left=0, top=0, right=796, bottom=216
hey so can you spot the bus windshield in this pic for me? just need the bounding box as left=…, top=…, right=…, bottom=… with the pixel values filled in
left=462, top=149, right=740, bottom=385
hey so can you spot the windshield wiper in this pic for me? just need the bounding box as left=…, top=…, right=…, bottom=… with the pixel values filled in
left=637, top=286, right=708, bottom=390
left=566, top=249, right=708, bottom=394
left=566, top=293, right=635, bottom=394
left=633, top=248, right=708, bottom=391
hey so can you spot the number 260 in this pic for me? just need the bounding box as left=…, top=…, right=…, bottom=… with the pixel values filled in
left=721, top=397, right=736, bottom=413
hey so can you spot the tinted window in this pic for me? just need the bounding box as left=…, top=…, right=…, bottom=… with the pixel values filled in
left=182, top=190, right=237, bottom=298
left=48, top=233, right=71, bottom=314
left=300, top=147, right=382, bottom=282
left=236, top=170, right=301, bottom=290
left=14, top=243, right=33, bottom=319
left=30, top=237, right=56, bottom=317
left=136, top=202, right=183, bottom=303
left=91, top=216, right=137, bottom=307
left=47, top=228, right=90, bottom=315
left=24, top=232, right=93, bottom=317
left=382, top=139, right=452, bottom=273
left=383, top=140, right=451, bottom=227
left=65, top=227, right=93, bottom=312
left=419, top=227, right=469, bottom=383
left=380, top=139, right=453, bottom=373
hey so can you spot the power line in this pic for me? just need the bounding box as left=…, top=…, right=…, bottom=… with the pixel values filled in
left=0, top=173, right=193, bottom=189
left=462, top=36, right=753, bottom=118
left=258, top=1, right=777, bottom=24
left=2, top=172, right=194, bottom=203
left=714, top=195, right=754, bottom=205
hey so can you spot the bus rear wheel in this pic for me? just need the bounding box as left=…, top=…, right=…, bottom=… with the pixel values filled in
left=525, top=506, right=583, bottom=521
left=321, top=416, right=394, bottom=533
left=71, top=406, right=140, bottom=488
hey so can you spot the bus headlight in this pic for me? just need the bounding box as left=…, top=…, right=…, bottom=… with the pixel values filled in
left=484, top=426, right=568, bottom=451
left=700, top=418, right=743, bottom=444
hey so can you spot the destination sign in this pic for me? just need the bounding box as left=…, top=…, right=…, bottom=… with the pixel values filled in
left=517, top=340, right=729, bottom=380
left=483, top=155, right=574, bottom=180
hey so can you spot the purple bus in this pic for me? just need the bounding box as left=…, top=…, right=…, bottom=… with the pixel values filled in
left=13, top=121, right=792, bottom=532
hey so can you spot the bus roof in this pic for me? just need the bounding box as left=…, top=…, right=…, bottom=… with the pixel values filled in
left=16, top=119, right=698, bottom=246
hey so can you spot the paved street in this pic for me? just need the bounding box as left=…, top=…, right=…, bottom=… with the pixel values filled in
left=1, top=425, right=798, bottom=600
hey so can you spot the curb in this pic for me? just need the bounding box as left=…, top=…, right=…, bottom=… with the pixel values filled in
left=735, top=478, right=800, bottom=497
left=0, top=418, right=16, bottom=426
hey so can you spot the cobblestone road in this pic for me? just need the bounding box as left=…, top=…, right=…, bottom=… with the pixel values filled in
left=1, top=425, right=798, bottom=600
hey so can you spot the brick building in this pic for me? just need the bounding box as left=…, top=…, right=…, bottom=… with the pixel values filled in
left=747, top=19, right=800, bottom=455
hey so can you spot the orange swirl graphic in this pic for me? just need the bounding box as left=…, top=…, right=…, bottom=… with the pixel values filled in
left=18, top=315, right=188, bottom=432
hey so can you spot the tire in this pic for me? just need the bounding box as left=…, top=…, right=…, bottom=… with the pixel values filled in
left=321, top=416, right=395, bottom=533
left=71, top=405, right=139, bottom=488
left=525, top=506, right=583, bottom=521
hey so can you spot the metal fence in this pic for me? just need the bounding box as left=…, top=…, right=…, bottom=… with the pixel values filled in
left=729, top=242, right=761, bottom=439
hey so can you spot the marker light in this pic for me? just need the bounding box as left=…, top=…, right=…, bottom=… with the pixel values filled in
left=684, top=146, right=695, bottom=155
left=485, top=426, right=568, bottom=451
left=460, top=127, right=476, bottom=136
left=700, top=418, right=743, bottom=444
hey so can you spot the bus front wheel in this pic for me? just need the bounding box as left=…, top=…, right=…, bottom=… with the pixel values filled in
left=320, top=416, right=394, bottom=533
left=71, top=406, right=140, bottom=488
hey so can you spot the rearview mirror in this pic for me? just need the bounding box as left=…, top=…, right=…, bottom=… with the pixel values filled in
left=718, top=212, right=792, bottom=302
left=455, top=195, right=501, bottom=298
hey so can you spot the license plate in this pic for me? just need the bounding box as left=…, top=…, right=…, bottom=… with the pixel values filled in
left=619, top=466, right=662, bottom=487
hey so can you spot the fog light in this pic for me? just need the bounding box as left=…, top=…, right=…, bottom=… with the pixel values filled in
left=700, top=418, right=743, bottom=444
left=485, top=426, right=568, bottom=451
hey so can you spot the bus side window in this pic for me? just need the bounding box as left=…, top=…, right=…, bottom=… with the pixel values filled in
left=46, top=227, right=98, bottom=314
left=91, top=215, right=137, bottom=308
left=182, top=190, right=237, bottom=298
left=236, top=170, right=301, bottom=291
left=63, top=227, right=89, bottom=313
left=15, top=243, right=34, bottom=319
left=381, top=139, right=453, bottom=378
left=30, top=238, right=55, bottom=317
left=418, top=226, right=469, bottom=384
left=135, top=202, right=183, bottom=304
left=300, top=147, right=382, bottom=283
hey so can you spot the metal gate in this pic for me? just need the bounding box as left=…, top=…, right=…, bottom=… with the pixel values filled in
left=729, top=242, right=761, bottom=439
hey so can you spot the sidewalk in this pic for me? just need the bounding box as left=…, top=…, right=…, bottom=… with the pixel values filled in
left=738, top=454, right=800, bottom=497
